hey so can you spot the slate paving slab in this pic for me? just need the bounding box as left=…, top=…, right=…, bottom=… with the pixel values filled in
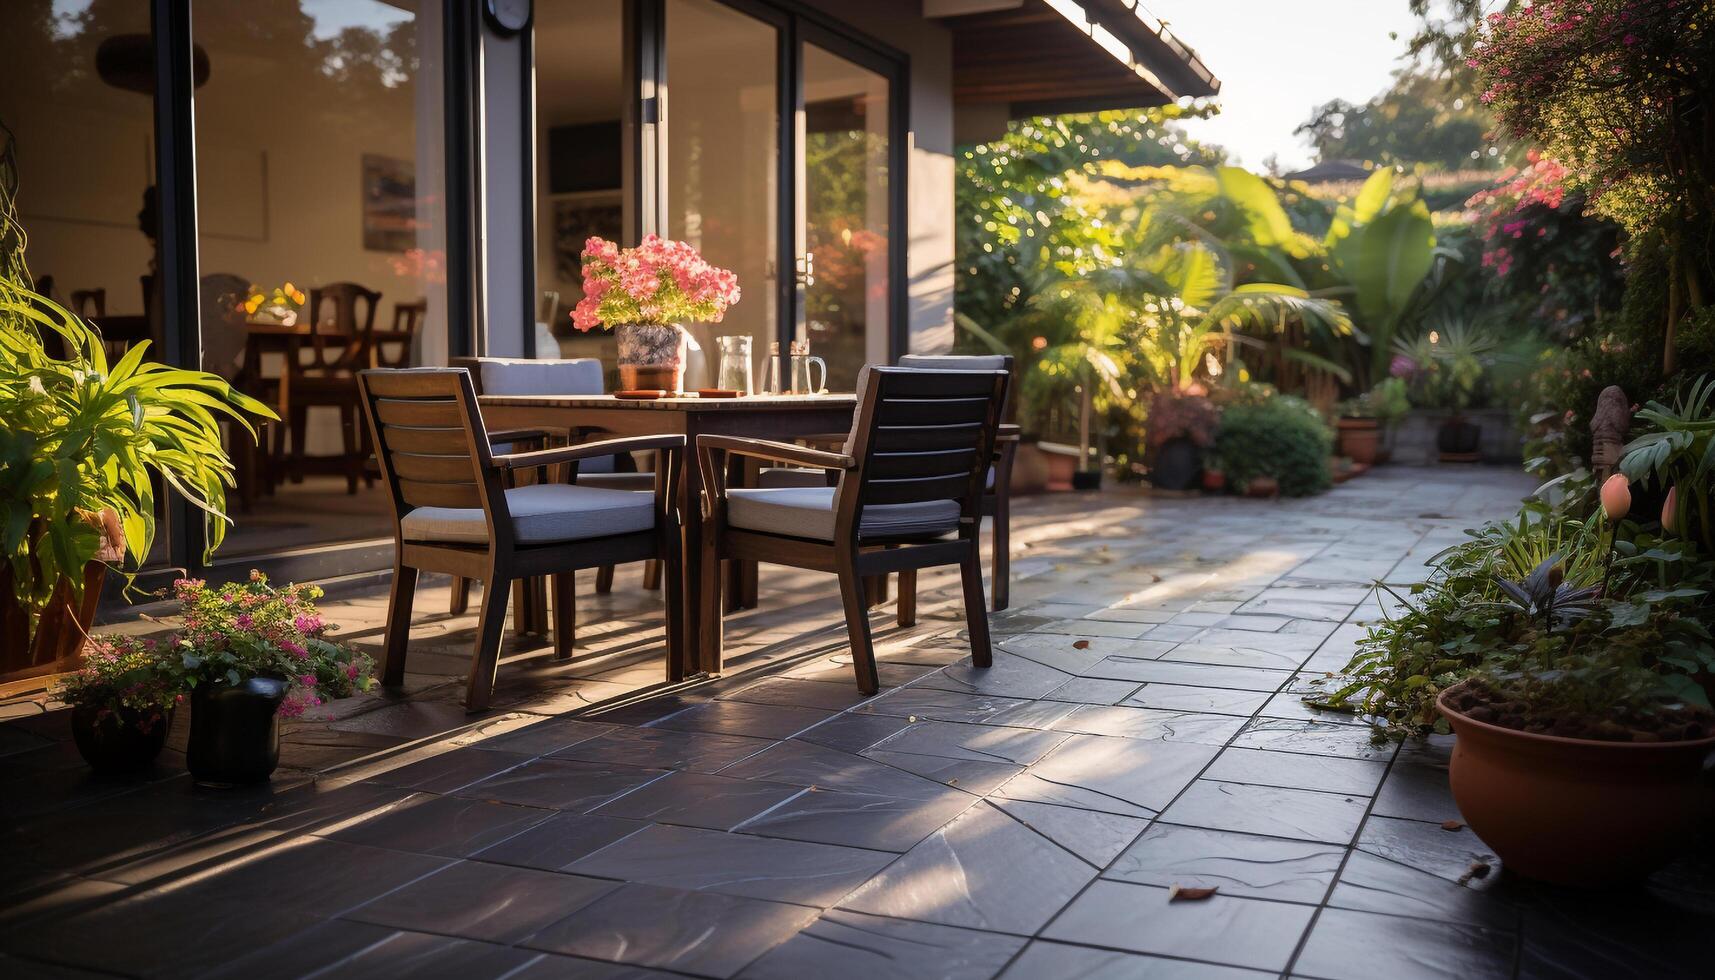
left=734, top=784, right=979, bottom=853
left=1160, top=780, right=1369, bottom=845
left=1042, top=879, right=1317, bottom=972
left=1105, top=824, right=1345, bottom=904
left=1049, top=704, right=1247, bottom=745
left=470, top=812, right=648, bottom=872
left=1000, top=942, right=1272, bottom=979
left=988, top=797, right=1149, bottom=867
left=453, top=757, right=668, bottom=812
left=590, top=770, right=804, bottom=830
left=1202, top=746, right=1388, bottom=796
left=741, top=909, right=1027, bottom=980
left=1292, top=906, right=1517, bottom=980
left=992, top=733, right=1219, bottom=817
left=324, top=793, right=555, bottom=857
left=550, top=726, right=775, bottom=773
left=345, top=861, right=619, bottom=943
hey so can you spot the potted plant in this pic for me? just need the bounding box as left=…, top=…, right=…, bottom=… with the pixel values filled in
left=571, top=235, right=741, bottom=393
left=0, top=161, right=274, bottom=685
left=1213, top=392, right=1333, bottom=498
left=1146, top=389, right=1219, bottom=491
left=160, top=573, right=376, bottom=785
left=56, top=635, right=184, bottom=774
left=1436, top=478, right=1715, bottom=884
left=1396, top=323, right=1494, bottom=462
left=1335, top=378, right=1409, bottom=465
left=1201, top=448, right=1227, bottom=493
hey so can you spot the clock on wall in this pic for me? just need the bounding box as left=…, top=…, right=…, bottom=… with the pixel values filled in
left=485, top=0, right=531, bottom=34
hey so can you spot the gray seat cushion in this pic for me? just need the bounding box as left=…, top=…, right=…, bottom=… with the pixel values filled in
left=401, top=483, right=655, bottom=545
left=726, top=487, right=960, bottom=542
left=757, top=466, right=991, bottom=490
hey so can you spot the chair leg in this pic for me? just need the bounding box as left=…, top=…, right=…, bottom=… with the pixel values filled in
left=512, top=577, right=548, bottom=637
left=960, top=548, right=993, bottom=668
left=991, top=498, right=1011, bottom=612
left=551, top=572, right=576, bottom=660
left=836, top=557, right=880, bottom=695
left=381, top=562, right=418, bottom=688
left=897, top=568, right=917, bottom=628
left=595, top=565, right=615, bottom=594
left=696, top=530, right=722, bottom=679
left=643, top=559, right=662, bottom=591
left=864, top=573, right=889, bottom=610
left=288, top=405, right=308, bottom=483
left=449, top=576, right=470, bottom=615
left=339, top=405, right=359, bottom=495
left=466, top=572, right=510, bottom=712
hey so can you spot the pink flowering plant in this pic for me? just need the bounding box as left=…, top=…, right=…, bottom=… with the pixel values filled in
left=158, top=573, right=375, bottom=719
left=56, top=635, right=183, bottom=734
left=570, top=234, right=741, bottom=331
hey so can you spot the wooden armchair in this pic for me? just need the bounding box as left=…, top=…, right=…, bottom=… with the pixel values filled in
left=697, top=366, right=1008, bottom=693
left=357, top=367, right=684, bottom=711
left=282, top=282, right=382, bottom=493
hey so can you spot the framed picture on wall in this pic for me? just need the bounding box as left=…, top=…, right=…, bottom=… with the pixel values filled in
left=361, top=154, right=419, bottom=252
left=552, top=191, right=623, bottom=282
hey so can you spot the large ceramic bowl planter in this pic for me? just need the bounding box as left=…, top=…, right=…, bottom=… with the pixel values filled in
left=187, top=677, right=289, bottom=786
left=1438, top=684, right=1715, bottom=886
left=615, top=323, right=687, bottom=393
left=1437, top=416, right=1482, bottom=462
left=1336, top=417, right=1381, bottom=464
left=71, top=704, right=172, bottom=775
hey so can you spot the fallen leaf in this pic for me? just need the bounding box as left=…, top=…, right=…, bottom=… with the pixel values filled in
left=1440, top=820, right=1465, bottom=832
left=1168, top=884, right=1218, bottom=902
left=1072, top=640, right=1091, bottom=650
left=1456, top=860, right=1491, bottom=885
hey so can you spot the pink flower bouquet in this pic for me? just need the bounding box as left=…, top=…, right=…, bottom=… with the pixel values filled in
left=571, top=235, right=740, bottom=331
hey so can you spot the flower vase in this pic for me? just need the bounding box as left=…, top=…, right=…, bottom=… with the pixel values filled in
left=616, top=323, right=687, bottom=393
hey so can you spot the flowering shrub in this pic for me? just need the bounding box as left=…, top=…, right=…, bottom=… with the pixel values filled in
left=57, top=635, right=182, bottom=733
left=1145, top=390, right=1219, bottom=449
left=163, top=573, right=375, bottom=718
left=570, top=235, right=740, bottom=331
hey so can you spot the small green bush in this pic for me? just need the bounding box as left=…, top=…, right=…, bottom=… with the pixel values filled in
left=1215, top=395, right=1332, bottom=497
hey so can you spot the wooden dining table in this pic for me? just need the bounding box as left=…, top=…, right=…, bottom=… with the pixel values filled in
left=479, top=392, right=858, bottom=680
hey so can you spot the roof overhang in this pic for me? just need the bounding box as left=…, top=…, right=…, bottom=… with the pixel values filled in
left=929, top=0, right=1220, bottom=118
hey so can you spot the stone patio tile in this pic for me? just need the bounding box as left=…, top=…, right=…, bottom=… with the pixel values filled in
left=853, top=687, right=1075, bottom=729
left=1292, top=907, right=1516, bottom=980
left=1122, top=683, right=1272, bottom=716
left=363, top=746, right=533, bottom=794
left=734, top=785, right=978, bottom=852
left=452, top=758, right=668, bottom=812
left=1000, top=942, right=1271, bottom=979
left=784, top=657, right=937, bottom=687
left=1081, top=658, right=1293, bottom=692
left=566, top=823, right=892, bottom=907
left=1160, top=642, right=1309, bottom=672
left=1083, top=606, right=1178, bottom=624
left=1256, top=691, right=1370, bottom=726
left=991, top=733, right=1219, bottom=818
left=1042, top=676, right=1143, bottom=704
left=470, top=812, right=648, bottom=871
left=1160, top=781, right=1368, bottom=845
left=721, top=677, right=876, bottom=711
left=839, top=802, right=1097, bottom=934
left=549, top=726, right=775, bottom=773
left=794, top=713, right=914, bottom=754
left=988, top=798, right=1148, bottom=867
left=523, top=882, right=820, bottom=978
left=648, top=700, right=837, bottom=740
left=1042, top=879, right=1315, bottom=973
left=1105, top=824, right=1343, bottom=904
left=1327, top=851, right=1520, bottom=930
left=346, top=861, right=618, bottom=943
left=866, top=719, right=1068, bottom=766
left=742, top=909, right=1026, bottom=980
left=325, top=793, right=555, bottom=857
left=1049, top=705, right=1247, bottom=746
left=993, top=633, right=1145, bottom=673
left=860, top=750, right=1021, bottom=794
left=200, top=919, right=405, bottom=980
left=507, top=953, right=683, bottom=978
left=914, top=652, right=1076, bottom=699
left=1203, top=747, right=1387, bottom=797
left=469, top=718, right=615, bottom=757
left=1230, top=719, right=1396, bottom=760
left=1356, top=816, right=1500, bottom=885
left=718, top=739, right=960, bottom=801
left=590, top=770, right=804, bottom=830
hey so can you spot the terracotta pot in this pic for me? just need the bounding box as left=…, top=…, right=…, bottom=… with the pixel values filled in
left=615, top=323, right=686, bottom=393
left=1202, top=469, right=1226, bottom=493
left=1336, top=417, right=1381, bottom=464
left=1, top=509, right=125, bottom=683
left=1044, top=450, right=1078, bottom=489
left=1438, top=685, right=1715, bottom=886
left=1245, top=476, right=1279, bottom=498
left=1009, top=442, right=1052, bottom=495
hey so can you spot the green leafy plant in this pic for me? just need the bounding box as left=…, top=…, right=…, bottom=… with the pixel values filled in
left=1213, top=394, right=1333, bottom=497
left=158, top=573, right=375, bottom=718
left=55, top=634, right=183, bottom=733
left=1621, top=374, right=1715, bottom=554
left=0, top=126, right=275, bottom=651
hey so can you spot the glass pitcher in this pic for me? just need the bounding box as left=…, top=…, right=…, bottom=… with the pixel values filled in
left=762, top=342, right=784, bottom=394
left=788, top=340, right=827, bottom=395
left=715, top=335, right=753, bottom=395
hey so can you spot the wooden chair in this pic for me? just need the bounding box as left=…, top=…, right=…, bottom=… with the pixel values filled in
left=281, top=282, right=382, bottom=493
left=357, top=367, right=684, bottom=711
left=379, top=299, right=429, bottom=368
left=697, top=365, right=1008, bottom=693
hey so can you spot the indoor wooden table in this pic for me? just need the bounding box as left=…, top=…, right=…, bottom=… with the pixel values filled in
left=479, top=392, right=858, bottom=679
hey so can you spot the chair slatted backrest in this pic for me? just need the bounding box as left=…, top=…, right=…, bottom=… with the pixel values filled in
left=896, top=353, right=1015, bottom=422
left=838, top=366, right=1008, bottom=533
left=358, top=368, right=511, bottom=548
left=307, top=282, right=382, bottom=371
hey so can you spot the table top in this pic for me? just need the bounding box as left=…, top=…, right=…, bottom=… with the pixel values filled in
left=479, top=392, right=858, bottom=412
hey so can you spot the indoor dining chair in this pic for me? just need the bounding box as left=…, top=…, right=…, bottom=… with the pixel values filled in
left=697, top=365, right=1009, bottom=694
left=357, top=367, right=684, bottom=711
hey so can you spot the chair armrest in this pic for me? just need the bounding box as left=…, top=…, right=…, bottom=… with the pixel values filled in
left=696, top=435, right=854, bottom=471
left=488, top=427, right=567, bottom=445
left=492, top=434, right=685, bottom=471
left=997, top=423, right=1021, bottom=441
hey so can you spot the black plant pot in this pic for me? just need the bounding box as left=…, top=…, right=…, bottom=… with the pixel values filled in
left=1437, top=418, right=1482, bottom=458
left=1072, top=468, right=1104, bottom=491
left=71, top=703, right=171, bottom=775
left=1151, top=437, right=1202, bottom=491
left=187, top=677, right=288, bottom=786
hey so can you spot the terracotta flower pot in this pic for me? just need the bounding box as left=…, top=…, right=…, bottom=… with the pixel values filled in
left=1201, top=469, right=1226, bottom=493
left=1437, top=685, right=1715, bottom=886
left=615, top=323, right=686, bottom=393
left=1336, top=417, right=1381, bottom=464
left=1245, top=476, right=1279, bottom=498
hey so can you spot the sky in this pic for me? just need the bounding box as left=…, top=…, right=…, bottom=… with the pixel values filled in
left=1150, top=0, right=1423, bottom=171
